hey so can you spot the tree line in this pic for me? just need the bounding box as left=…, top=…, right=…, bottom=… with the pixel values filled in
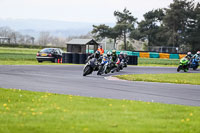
left=0, top=27, right=92, bottom=47
left=91, top=0, right=200, bottom=52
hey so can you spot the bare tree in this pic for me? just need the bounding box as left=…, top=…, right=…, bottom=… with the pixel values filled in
left=38, top=32, right=51, bottom=46
left=0, top=27, right=12, bottom=37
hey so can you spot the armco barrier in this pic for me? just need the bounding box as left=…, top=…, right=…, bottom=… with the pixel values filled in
left=159, top=53, right=170, bottom=59
left=179, top=54, right=186, bottom=59
left=132, top=52, right=140, bottom=57
left=149, top=52, right=159, bottom=58
left=139, top=52, right=150, bottom=58
left=84, top=50, right=186, bottom=60
left=170, top=54, right=179, bottom=59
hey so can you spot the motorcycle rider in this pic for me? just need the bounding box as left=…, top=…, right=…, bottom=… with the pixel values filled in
left=118, top=51, right=124, bottom=62
left=185, top=52, right=193, bottom=60
left=86, top=50, right=101, bottom=65
left=110, top=50, right=118, bottom=73
left=193, top=51, right=200, bottom=60
left=184, top=52, right=193, bottom=68
left=97, top=53, right=109, bottom=75
left=192, top=51, right=200, bottom=64
left=83, top=51, right=101, bottom=76
left=106, top=51, right=112, bottom=60
left=87, top=50, right=100, bottom=60
left=123, top=52, right=129, bottom=67
left=116, top=51, right=125, bottom=71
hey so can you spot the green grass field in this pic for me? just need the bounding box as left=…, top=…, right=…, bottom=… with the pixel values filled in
left=138, top=58, right=179, bottom=66
left=115, top=73, right=200, bottom=85
left=0, top=47, right=39, bottom=62
left=0, top=47, right=64, bottom=65
left=0, top=88, right=199, bottom=133
left=0, top=47, right=180, bottom=66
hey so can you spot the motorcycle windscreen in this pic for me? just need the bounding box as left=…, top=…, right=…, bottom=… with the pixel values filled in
left=90, top=58, right=97, bottom=68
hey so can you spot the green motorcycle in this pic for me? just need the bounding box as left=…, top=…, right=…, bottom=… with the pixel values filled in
left=177, top=58, right=189, bottom=72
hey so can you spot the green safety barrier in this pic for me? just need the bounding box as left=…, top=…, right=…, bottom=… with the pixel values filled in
left=86, top=50, right=94, bottom=53
left=126, top=51, right=133, bottom=56
left=104, top=50, right=108, bottom=53
left=170, top=54, right=180, bottom=59
left=116, top=51, right=121, bottom=55
left=132, top=52, right=140, bottom=57
left=150, top=52, right=159, bottom=58
left=85, top=50, right=180, bottom=59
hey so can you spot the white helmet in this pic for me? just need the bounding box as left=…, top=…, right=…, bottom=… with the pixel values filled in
left=197, top=51, right=200, bottom=55
left=187, top=52, right=191, bottom=55
left=103, top=53, right=107, bottom=58
left=107, top=51, right=112, bottom=57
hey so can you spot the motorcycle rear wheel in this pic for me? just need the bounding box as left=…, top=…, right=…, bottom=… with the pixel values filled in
left=193, top=66, right=198, bottom=70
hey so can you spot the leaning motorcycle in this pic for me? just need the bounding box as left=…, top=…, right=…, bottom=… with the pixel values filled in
left=97, top=56, right=111, bottom=75
left=83, top=58, right=99, bottom=76
left=116, top=59, right=124, bottom=72
left=190, top=58, right=199, bottom=70
left=177, top=58, right=189, bottom=72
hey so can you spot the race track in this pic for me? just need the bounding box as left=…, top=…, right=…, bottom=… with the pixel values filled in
left=0, top=65, right=200, bottom=106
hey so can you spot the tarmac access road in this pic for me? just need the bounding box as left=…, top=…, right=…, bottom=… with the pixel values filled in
left=0, top=65, right=200, bottom=106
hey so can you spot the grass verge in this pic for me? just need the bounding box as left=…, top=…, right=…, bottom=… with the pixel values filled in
left=138, top=58, right=179, bottom=66
left=0, top=60, right=76, bottom=65
left=0, top=88, right=200, bottom=133
left=115, top=73, right=200, bottom=85
left=137, top=64, right=177, bottom=67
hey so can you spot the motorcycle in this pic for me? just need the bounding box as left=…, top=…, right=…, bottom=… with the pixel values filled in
left=177, top=58, right=189, bottom=72
left=83, top=58, right=99, bottom=76
left=190, top=58, right=199, bottom=70
left=123, top=56, right=129, bottom=68
left=97, top=56, right=111, bottom=75
left=117, top=59, right=125, bottom=71
left=110, top=58, right=123, bottom=73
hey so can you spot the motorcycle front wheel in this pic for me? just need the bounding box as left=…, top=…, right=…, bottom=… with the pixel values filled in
left=177, top=65, right=181, bottom=72
left=97, top=65, right=104, bottom=75
left=83, top=66, right=92, bottom=76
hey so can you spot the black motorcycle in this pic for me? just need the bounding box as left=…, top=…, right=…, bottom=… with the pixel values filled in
left=83, top=58, right=99, bottom=76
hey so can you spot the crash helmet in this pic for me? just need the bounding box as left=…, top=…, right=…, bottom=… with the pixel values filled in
left=120, top=51, right=124, bottom=55
left=124, top=52, right=127, bottom=56
left=187, top=52, right=191, bottom=56
left=197, top=51, right=200, bottom=55
left=112, top=50, right=116, bottom=55
left=95, top=50, right=100, bottom=58
left=107, top=51, right=112, bottom=57
left=103, top=53, right=107, bottom=58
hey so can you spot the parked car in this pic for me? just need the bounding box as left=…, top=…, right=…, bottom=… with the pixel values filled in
left=36, top=48, right=63, bottom=63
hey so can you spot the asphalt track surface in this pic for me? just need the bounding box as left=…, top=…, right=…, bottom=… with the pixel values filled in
left=0, top=65, right=200, bottom=106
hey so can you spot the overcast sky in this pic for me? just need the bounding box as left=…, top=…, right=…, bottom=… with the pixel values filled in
left=0, top=0, right=199, bottom=23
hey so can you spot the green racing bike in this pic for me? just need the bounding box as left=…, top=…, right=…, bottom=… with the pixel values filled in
left=177, top=57, right=189, bottom=72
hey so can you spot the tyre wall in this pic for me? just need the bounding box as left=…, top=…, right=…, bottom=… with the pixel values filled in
left=62, top=53, right=138, bottom=65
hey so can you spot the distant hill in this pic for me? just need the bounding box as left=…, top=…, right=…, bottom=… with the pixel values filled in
left=0, top=18, right=114, bottom=38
